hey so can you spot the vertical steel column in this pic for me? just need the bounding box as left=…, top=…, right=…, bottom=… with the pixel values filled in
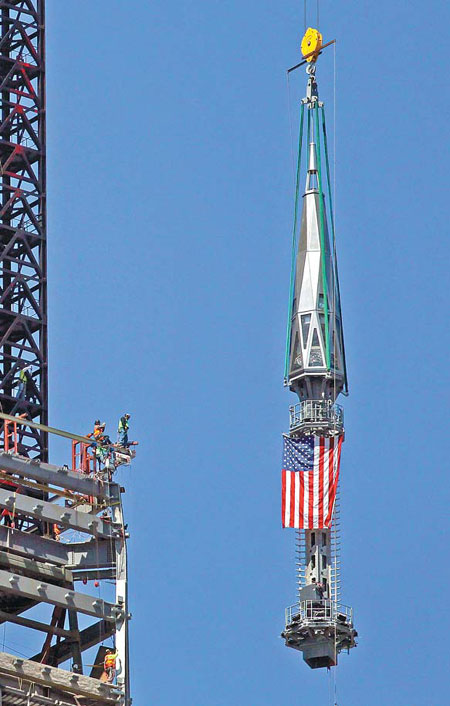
left=111, top=482, right=130, bottom=704
left=0, top=0, right=47, bottom=460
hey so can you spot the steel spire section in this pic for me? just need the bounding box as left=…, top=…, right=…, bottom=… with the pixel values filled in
left=0, top=0, right=48, bottom=460
left=286, top=68, right=346, bottom=404
left=281, top=53, right=356, bottom=669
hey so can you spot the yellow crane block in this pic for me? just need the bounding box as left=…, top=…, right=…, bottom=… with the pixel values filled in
left=301, top=27, right=323, bottom=62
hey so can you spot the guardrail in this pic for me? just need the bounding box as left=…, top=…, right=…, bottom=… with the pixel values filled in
left=289, top=399, right=343, bottom=432
left=285, top=599, right=353, bottom=627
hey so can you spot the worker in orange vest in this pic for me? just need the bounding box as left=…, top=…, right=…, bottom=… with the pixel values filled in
left=86, top=420, right=105, bottom=442
left=104, top=648, right=118, bottom=683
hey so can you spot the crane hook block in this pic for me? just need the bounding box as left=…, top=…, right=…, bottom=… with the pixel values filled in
left=301, top=27, right=323, bottom=62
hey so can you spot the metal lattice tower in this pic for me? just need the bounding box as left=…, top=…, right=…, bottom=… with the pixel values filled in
left=0, top=0, right=47, bottom=460
left=0, top=4, right=133, bottom=705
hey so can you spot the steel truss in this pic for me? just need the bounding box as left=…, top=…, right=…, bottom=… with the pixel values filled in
left=0, top=0, right=47, bottom=460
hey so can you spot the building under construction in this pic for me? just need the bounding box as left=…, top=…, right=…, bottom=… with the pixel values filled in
left=280, top=28, right=357, bottom=670
left=0, top=2, right=134, bottom=705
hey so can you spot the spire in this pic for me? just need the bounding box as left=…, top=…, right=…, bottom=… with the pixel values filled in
left=286, top=88, right=346, bottom=402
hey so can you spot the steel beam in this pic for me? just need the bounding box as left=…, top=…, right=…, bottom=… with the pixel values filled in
left=0, top=525, right=68, bottom=565
left=0, top=683, right=84, bottom=706
left=0, top=452, right=113, bottom=499
left=66, top=540, right=115, bottom=570
left=0, top=550, right=70, bottom=584
left=0, top=488, right=119, bottom=538
left=0, top=651, right=120, bottom=703
left=0, top=569, right=121, bottom=621
left=30, top=620, right=115, bottom=666
left=73, top=568, right=116, bottom=581
left=0, top=609, right=74, bottom=639
left=0, top=527, right=116, bottom=570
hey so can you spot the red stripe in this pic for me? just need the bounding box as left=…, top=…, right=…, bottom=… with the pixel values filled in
left=327, top=437, right=334, bottom=526
left=290, top=471, right=295, bottom=528
left=299, top=471, right=304, bottom=528
left=281, top=471, right=286, bottom=527
left=329, top=436, right=343, bottom=526
left=318, top=436, right=325, bottom=527
left=325, top=436, right=339, bottom=527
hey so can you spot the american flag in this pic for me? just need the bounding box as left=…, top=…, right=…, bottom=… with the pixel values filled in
left=281, top=434, right=343, bottom=529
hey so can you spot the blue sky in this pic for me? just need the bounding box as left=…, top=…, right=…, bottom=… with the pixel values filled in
left=41, top=1, right=449, bottom=704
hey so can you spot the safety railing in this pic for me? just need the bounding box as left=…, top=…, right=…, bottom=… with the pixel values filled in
left=2, top=419, right=19, bottom=454
left=0, top=418, right=101, bottom=477
left=289, top=399, right=343, bottom=433
left=285, top=599, right=353, bottom=628
left=72, top=440, right=98, bottom=475
left=0, top=413, right=134, bottom=480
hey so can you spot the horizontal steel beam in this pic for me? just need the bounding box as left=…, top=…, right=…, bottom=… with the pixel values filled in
left=0, top=550, right=70, bottom=585
left=30, top=620, right=115, bottom=666
left=0, top=525, right=68, bottom=565
left=0, top=452, right=114, bottom=500
left=66, top=540, right=115, bottom=570
left=0, top=528, right=116, bottom=571
left=0, top=569, right=121, bottom=621
left=0, top=609, right=74, bottom=639
left=73, top=568, right=116, bottom=582
left=0, top=683, right=85, bottom=706
left=0, top=651, right=121, bottom=703
left=0, top=488, right=119, bottom=539
left=0, top=412, right=104, bottom=448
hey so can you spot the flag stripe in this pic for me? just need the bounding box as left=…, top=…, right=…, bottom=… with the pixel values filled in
left=294, top=471, right=300, bottom=528
left=318, top=437, right=324, bottom=527
left=308, top=468, right=314, bottom=529
left=281, top=435, right=343, bottom=529
left=290, top=468, right=295, bottom=528
left=299, top=465, right=304, bottom=530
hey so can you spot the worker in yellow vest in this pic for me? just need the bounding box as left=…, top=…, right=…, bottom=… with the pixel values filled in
left=117, top=414, right=130, bottom=447
left=104, top=648, right=118, bottom=683
left=15, top=364, right=31, bottom=400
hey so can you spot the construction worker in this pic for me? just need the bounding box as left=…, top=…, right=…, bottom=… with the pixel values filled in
left=14, top=364, right=31, bottom=400
left=117, top=414, right=130, bottom=448
left=85, top=421, right=107, bottom=472
left=1, top=508, right=15, bottom=528
left=104, top=648, right=118, bottom=683
left=87, top=420, right=105, bottom=442
left=95, top=434, right=112, bottom=470
left=1, top=483, right=22, bottom=528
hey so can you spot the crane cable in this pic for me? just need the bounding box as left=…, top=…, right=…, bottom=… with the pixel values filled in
left=303, top=0, right=320, bottom=31
left=284, top=101, right=305, bottom=380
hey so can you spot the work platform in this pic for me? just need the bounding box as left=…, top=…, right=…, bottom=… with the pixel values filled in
left=289, top=399, right=344, bottom=436
left=282, top=600, right=357, bottom=669
left=0, top=415, right=132, bottom=706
